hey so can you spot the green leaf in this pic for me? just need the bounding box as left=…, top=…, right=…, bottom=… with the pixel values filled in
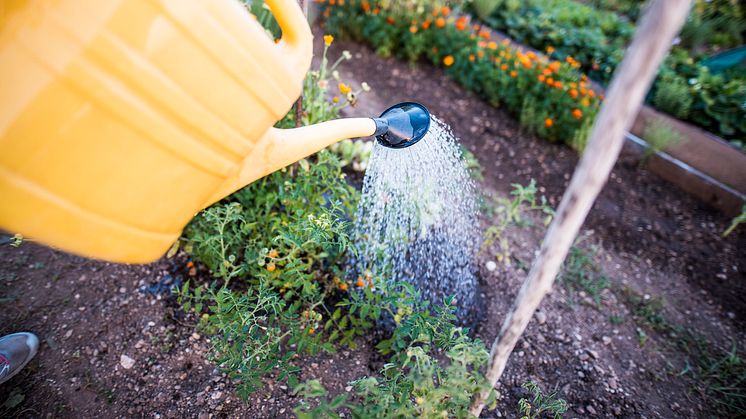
left=3, top=391, right=24, bottom=409
left=166, top=240, right=180, bottom=258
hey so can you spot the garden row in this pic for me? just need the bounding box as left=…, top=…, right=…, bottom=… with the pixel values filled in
left=174, top=13, right=507, bottom=413
left=320, top=0, right=745, bottom=149
left=321, top=1, right=603, bottom=149
left=470, top=0, right=746, bottom=148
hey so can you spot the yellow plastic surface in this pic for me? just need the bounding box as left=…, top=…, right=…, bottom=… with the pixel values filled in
left=0, top=0, right=376, bottom=263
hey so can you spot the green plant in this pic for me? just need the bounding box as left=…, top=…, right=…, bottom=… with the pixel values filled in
left=723, top=204, right=746, bottom=237
left=468, top=0, right=746, bottom=144
left=482, top=180, right=554, bottom=265
left=176, top=35, right=367, bottom=398
left=323, top=1, right=602, bottom=146
left=619, top=288, right=746, bottom=415
left=642, top=119, right=683, bottom=159
left=558, top=239, right=610, bottom=306
left=517, top=380, right=568, bottom=419
left=294, top=299, right=498, bottom=418
left=652, top=75, right=693, bottom=119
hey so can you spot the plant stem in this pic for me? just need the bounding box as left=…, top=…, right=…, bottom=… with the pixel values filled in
left=469, top=0, right=692, bottom=416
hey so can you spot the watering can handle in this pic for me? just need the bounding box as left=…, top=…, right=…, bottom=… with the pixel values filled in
left=265, top=0, right=313, bottom=73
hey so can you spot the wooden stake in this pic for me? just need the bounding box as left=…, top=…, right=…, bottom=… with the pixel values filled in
left=469, top=0, right=692, bottom=416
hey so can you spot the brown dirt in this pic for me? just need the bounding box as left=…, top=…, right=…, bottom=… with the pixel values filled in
left=1, top=37, right=744, bottom=418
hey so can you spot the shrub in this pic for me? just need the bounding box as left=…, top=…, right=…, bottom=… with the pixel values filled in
left=470, top=0, right=746, bottom=144
left=652, top=75, right=693, bottom=120
left=294, top=300, right=497, bottom=418
left=323, top=1, right=602, bottom=147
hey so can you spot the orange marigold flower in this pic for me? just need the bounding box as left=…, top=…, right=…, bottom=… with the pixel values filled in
left=468, top=54, right=475, bottom=62
left=266, top=262, right=276, bottom=272
left=268, top=249, right=279, bottom=258
left=186, top=261, right=194, bottom=269
left=527, top=51, right=537, bottom=60
left=544, top=118, right=553, bottom=128
left=542, top=68, right=552, bottom=76
left=308, top=328, right=315, bottom=334
left=487, top=41, right=497, bottom=50
left=361, top=0, right=370, bottom=12
left=546, top=46, right=555, bottom=54
left=435, top=17, right=446, bottom=28
left=329, top=0, right=336, bottom=5
left=422, top=19, right=431, bottom=29
left=443, top=55, right=454, bottom=66
left=510, top=70, right=517, bottom=78
left=409, top=25, right=418, bottom=33
left=538, top=74, right=546, bottom=82
left=455, top=17, right=467, bottom=31
left=477, top=50, right=485, bottom=59
left=339, top=282, right=349, bottom=291
left=569, top=88, right=578, bottom=98
left=356, top=277, right=365, bottom=287
left=553, top=81, right=563, bottom=89
left=432, top=9, right=439, bottom=17
left=581, top=97, right=590, bottom=107
left=588, top=89, right=596, bottom=97
left=500, top=63, right=508, bottom=70
left=386, top=16, right=395, bottom=24
left=372, top=7, right=380, bottom=14
left=548, top=61, right=560, bottom=72
left=324, top=35, right=334, bottom=46
left=338, top=82, right=351, bottom=94
left=546, top=77, right=554, bottom=85
left=572, top=109, right=583, bottom=119
left=479, top=30, right=490, bottom=39
left=441, top=6, right=450, bottom=15
left=519, top=56, right=532, bottom=69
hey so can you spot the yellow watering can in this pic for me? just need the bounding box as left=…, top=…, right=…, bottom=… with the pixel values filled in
left=0, top=0, right=430, bottom=263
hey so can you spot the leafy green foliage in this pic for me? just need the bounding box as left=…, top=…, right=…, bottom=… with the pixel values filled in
left=620, top=288, right=746, bottom=415
left=177, top=34, right=365, bottom=396
left=558, top=240, right=610, bottom=307
left=482, top=180, right=554, bottom=266
left=723, top=203, right=746, bottom=237
left=323, top=1, right=601, bottom=145
left=471, top=0, right=746, bottom=144
left=178, top=151, right=358, bottom=396
left=642, top=119, right=683, bottom=159
left=653, top=75, right=693, bottom=120
left=177, top=28, right=498, bottom=415
left=294, top=301, right=498, bottom=418
left=518, top=380, right=568, bottom=419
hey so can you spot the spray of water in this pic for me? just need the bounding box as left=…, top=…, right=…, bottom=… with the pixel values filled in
left=353, top=116, right=481, bottom=324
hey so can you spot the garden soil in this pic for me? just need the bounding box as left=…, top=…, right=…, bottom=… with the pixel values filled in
left=1, top=38, right=744, bottom=418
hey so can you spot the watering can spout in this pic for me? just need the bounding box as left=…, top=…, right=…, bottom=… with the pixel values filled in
left=208, top=102, right=431, bottom=205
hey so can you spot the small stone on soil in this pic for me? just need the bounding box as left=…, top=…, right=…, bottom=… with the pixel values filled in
left=120, top=354, right=135, bottom=369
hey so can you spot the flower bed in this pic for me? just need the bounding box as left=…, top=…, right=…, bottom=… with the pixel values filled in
left=471, top=0, right=746, bottom=147
left=321, top=1, right=602, bottom=148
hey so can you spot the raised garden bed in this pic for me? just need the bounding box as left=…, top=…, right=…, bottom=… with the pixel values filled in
left=320, top=1, right=745, bottom=215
